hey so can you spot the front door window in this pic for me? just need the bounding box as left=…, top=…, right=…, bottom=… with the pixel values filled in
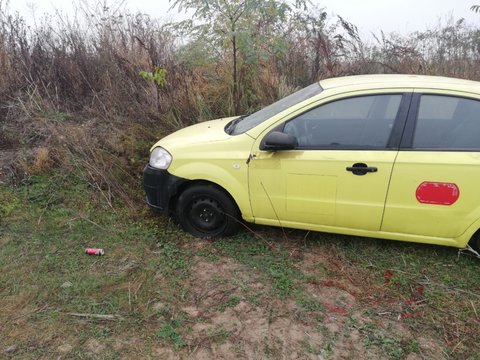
left=283, top=95, right=402, bottom=149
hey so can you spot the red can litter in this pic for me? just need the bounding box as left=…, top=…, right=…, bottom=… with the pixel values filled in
left=85, top=248, right=105, bottom=256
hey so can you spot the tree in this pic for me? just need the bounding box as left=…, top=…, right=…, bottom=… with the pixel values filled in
left=170, top=0, right=306, bottom=114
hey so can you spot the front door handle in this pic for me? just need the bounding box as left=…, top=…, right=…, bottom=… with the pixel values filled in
left=346, top=163, right=378, bottom=176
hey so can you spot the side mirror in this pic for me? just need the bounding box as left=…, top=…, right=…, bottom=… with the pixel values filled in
left=261, top=131, right=297, bottom=151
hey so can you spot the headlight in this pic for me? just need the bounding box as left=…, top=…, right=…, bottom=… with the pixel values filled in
left=149, top=147, right=172, bottom=169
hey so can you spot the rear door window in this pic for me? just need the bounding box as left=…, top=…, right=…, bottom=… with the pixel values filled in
left=413, top=95, right=480, bottom=149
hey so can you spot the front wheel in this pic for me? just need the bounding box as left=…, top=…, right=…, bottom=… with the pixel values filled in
left=175, top=184, right=240, bottom=238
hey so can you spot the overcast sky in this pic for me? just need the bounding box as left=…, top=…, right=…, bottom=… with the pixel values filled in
left=7, top=0, right=479, bottom=37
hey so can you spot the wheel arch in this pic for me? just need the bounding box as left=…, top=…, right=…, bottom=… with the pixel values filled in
left=455, top=216, right=480, bottom=248
left=467, top=228, right=480, bottom=252
left=167, top=161, right=254, bottom=221
left=170, top=180, right=239, bottom=212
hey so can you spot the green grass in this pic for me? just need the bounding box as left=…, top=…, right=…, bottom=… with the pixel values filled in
left=211, top=235, right=298, bottom=297
left=1, top=171, right=479, bottom=358
left=0, top=171, right=189, bottom=357
left=157, top=322, right=186, bottom=349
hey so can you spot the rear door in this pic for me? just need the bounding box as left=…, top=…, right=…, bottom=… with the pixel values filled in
left=382, top=91, right=480, bottom=241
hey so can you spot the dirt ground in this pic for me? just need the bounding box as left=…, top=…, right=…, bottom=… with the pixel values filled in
left=161, top=246, right=446, bottom=359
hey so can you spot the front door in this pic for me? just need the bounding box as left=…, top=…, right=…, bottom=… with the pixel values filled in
left=248, top=93, right=410, bottom=231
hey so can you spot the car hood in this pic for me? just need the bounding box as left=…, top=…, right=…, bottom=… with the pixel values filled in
left=150, top=116, right=240, bottom=151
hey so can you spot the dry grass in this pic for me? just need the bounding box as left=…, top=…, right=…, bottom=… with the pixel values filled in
left=1, top=3, right=479, bottom=201
left=1, top=2, right=479, bottom=127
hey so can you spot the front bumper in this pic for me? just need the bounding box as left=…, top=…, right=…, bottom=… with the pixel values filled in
left=143, top=165, right=187, bottom=213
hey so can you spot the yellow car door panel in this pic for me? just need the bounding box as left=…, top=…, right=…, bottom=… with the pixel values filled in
left=286, top=173, right=336, bottom=216
left=250, top=150, right=398, bottom=230
left=249, top=92, right=412, bottom=231
left=382, top=91, right=480, bottom=245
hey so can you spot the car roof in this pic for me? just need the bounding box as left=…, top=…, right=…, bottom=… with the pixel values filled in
left=319, top=74, right=480, bottom=92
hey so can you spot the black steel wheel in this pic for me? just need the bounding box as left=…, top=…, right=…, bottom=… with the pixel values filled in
left=175, top=184, right=240, bottom=237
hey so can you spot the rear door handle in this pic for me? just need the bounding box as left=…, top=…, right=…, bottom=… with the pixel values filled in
left=346, top=163, right=378, bottom=176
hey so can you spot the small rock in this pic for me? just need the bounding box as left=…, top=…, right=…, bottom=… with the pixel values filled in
left=57, top=344, right=73, bottom=353
left=153, top=346, right=175, bottom=357
left=233, top=301, right=251, bottom=313
left=61, top=281, right=73, bottom=288
left=152, top=302, right=165, bottom=311
left=182, top=306, right=199, bottom=317
left=84, top=338, right=104, bottom=354
left=4, top=345, right=17, bottom=354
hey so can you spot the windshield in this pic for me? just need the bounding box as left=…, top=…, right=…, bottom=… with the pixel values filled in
left=230, top=82, right=323, bottom=135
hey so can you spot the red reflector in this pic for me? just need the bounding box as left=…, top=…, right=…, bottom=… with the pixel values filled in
left=416, top=182, right=460, bottom=205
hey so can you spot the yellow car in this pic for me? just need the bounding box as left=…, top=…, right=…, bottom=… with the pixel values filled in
left=144, top=74, right=480, bottom=253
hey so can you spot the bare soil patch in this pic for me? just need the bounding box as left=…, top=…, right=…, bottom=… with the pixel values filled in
left=164, top=246, right=446, bottom=359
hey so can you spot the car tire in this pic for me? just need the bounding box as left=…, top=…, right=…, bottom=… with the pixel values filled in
left=469, top=233, right=480, bottom=253
left=175, top=184, right=240, bottom=238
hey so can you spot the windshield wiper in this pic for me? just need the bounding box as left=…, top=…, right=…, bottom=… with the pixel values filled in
left=225, top=115, right=245, bottom=135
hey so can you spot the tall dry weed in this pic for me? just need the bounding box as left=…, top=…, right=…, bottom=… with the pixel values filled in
left=1, top=1, right=479, bottom=209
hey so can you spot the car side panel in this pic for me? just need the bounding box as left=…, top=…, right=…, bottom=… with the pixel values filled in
left=382, top=88, right=480, bottom=247
left=248, top=90, right=412, bottom=232
left=253, top=217, right=461, bottom=247
left=381, top=151, right=480, bottom=243
left=249, top=150, right=397, bottom=231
